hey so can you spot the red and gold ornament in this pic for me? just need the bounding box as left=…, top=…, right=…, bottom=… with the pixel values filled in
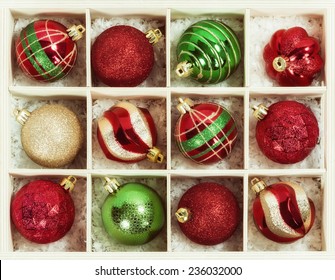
left=11, top=176, right=77, bottom=244
left=253, top=100, right=319, bottom=164
left=15, top=19, right=85, bottom=83
left=174, top=98, right=238, bottom=164
left=175, top=182, right=240, bottom=245
left=91, top=25, right=162, bottom=87
left=263, top=26, right=323, bottom=86
left=251, top=178, right=315, bottom=243
left=97, top=101, right=164, bottom=163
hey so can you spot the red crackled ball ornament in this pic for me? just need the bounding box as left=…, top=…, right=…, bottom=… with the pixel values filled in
left=91, top=25, right=162, bottom=87
left=263, top=26, right=323, bottom=86
left=15, top=19, right=85, bottom=83
left=97, top=101, right=164, bottom=163
left=175, top=182, right=240, bottom=245
left=251, top=178, right=315, bottom=243
left=11, top=177, right=76, bottom=244
left=253, top=100, right=319, bottom=164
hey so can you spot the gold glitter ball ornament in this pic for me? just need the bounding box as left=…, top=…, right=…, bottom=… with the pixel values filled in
left=15, top=104, right=83, bottom=168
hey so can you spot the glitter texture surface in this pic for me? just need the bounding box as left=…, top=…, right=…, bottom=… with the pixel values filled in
left=255, top=100, right=319, bottom=164
left=91, top=25, right=155, bottom=87
left=176, top=182, right=240, bottom=246
left=21, top=104, right=83, bottom=168
left=11, top=180, right=75, bottom=244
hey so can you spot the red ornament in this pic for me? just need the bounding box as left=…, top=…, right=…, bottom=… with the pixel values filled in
left=263, top=26, right=323, bottom=86
left=97, top=101, right=164, bottom=163
left=11, top=177, right=76, bottom=244
left=251, top=178, right=315, bottom=243
left=91, top=25, right=162, bottom=87
left=174, top=98, right=238, bottom=164
left=253, top=100, right=319, bottom=164
left=175, top=182, right=239, bottom=245
left=15, top=19, right=85, bottom=82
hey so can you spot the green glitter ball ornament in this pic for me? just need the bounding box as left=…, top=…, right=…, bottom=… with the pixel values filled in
left=175, top=20, right=241, bottom=84
left=101, top=178, right=165, bottom=245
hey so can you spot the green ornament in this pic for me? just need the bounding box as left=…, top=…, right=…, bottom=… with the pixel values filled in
left=175, top=20, right=241, bottom=84
left=101, top=178, right=165, bottom=245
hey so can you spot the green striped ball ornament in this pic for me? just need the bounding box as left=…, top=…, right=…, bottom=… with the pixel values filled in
left=175, top=20, right=241, bottom=84
left=174, top=98, right=238, bottom=164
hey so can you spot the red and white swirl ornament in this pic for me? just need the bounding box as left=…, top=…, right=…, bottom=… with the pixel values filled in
left=97, top=102, right=164, bottom=163
left=251, top=178, right=315, bottom=243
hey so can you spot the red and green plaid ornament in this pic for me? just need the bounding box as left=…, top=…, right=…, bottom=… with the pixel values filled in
left=174, top=98, right=238, bottom=164
left=15, top=19, right=85, bottom=83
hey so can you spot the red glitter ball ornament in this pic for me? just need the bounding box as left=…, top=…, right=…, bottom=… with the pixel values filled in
left=263, top=26, right=323, bottom=86
left=175, top=182, right=240, bottom=245
left=15, top=19, right=85, bottom=83
left=253, top=100, right=319, bottom=164
left=97, top=101, right=164, bottom=163
left=251, top=178, right=315, bottom=243
left=91, top=25, right=162, bottom=87
left=11, top=177, right=76, bottom=244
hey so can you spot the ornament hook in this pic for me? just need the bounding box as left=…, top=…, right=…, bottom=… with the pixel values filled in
left=104, top=177, right=120, bottom=194
left=177, top=97, right=194, bottom=114
left=175, top=208, right=190, bottom=223
left=147, top=147, right=164, bottom=163
left=251, top=177, right=267, bottom=194
left=273, top=56, right=287, bottom=72
left=176, top=61, right=193, bottom=78
left=60, top=176, right=77, bottom=192
left=146, top=29, right=162, bottom=45
left=252, top=104, right=268, bottom=120
left=14, top=108, right=31, bottom=126
left=67, top=24, right=86, bottom=41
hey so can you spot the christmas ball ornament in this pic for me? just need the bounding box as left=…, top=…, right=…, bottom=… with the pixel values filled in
left=14, top=104, right=83, bottom=168
left=97, top=101, right=164, bottom=163
left=251, top=178, right=315, bottom=243
left=91, top=25, right=162, bottom=87
left=263, top=26, right=323, bottom=86
left=175, top=20, right=241, bottom=84
left=174, top=98, right=238, bottom=164
left=175, top=182, right=239, bottom=245
left=253, top=100, right=319, bottom=164
left=15, top=19, right=85, bottom=83
left=11, top=176, right=77, bottom=244
left=101, top=178, right=165, bottom=245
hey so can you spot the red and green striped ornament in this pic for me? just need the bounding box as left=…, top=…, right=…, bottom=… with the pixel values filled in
left=174, top=98, right=238, bottom=164
left=15, top=19, right=85, bottom=83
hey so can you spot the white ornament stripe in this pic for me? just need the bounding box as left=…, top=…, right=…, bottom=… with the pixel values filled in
left=98, top=117, right=144, bottom=162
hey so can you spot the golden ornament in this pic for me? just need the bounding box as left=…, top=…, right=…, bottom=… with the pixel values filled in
left=15, top=104, right=83, bottom=168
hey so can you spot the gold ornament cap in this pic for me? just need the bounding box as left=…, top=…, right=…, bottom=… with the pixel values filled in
left=251, top=177, right=267, bottom=194
left=147, top=147, right=164, bottom=163
left=273, top=56, right=287, bottom=72
left=60, top=176, right=77, bottom=192
left=146, top=29, right=162, bottom=45
left=252, top=104, right=268, bottom=120
left=177, top=97, right=194, bottom=114
left=67, top=24, right=86, bottom=41
left=104, top=177, right=121, bottom=194
left=176, top=61, right=193, bottom=78
left=175, top=207, right=191, bottom=223
left=14, top=108, right=31, bottom=126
